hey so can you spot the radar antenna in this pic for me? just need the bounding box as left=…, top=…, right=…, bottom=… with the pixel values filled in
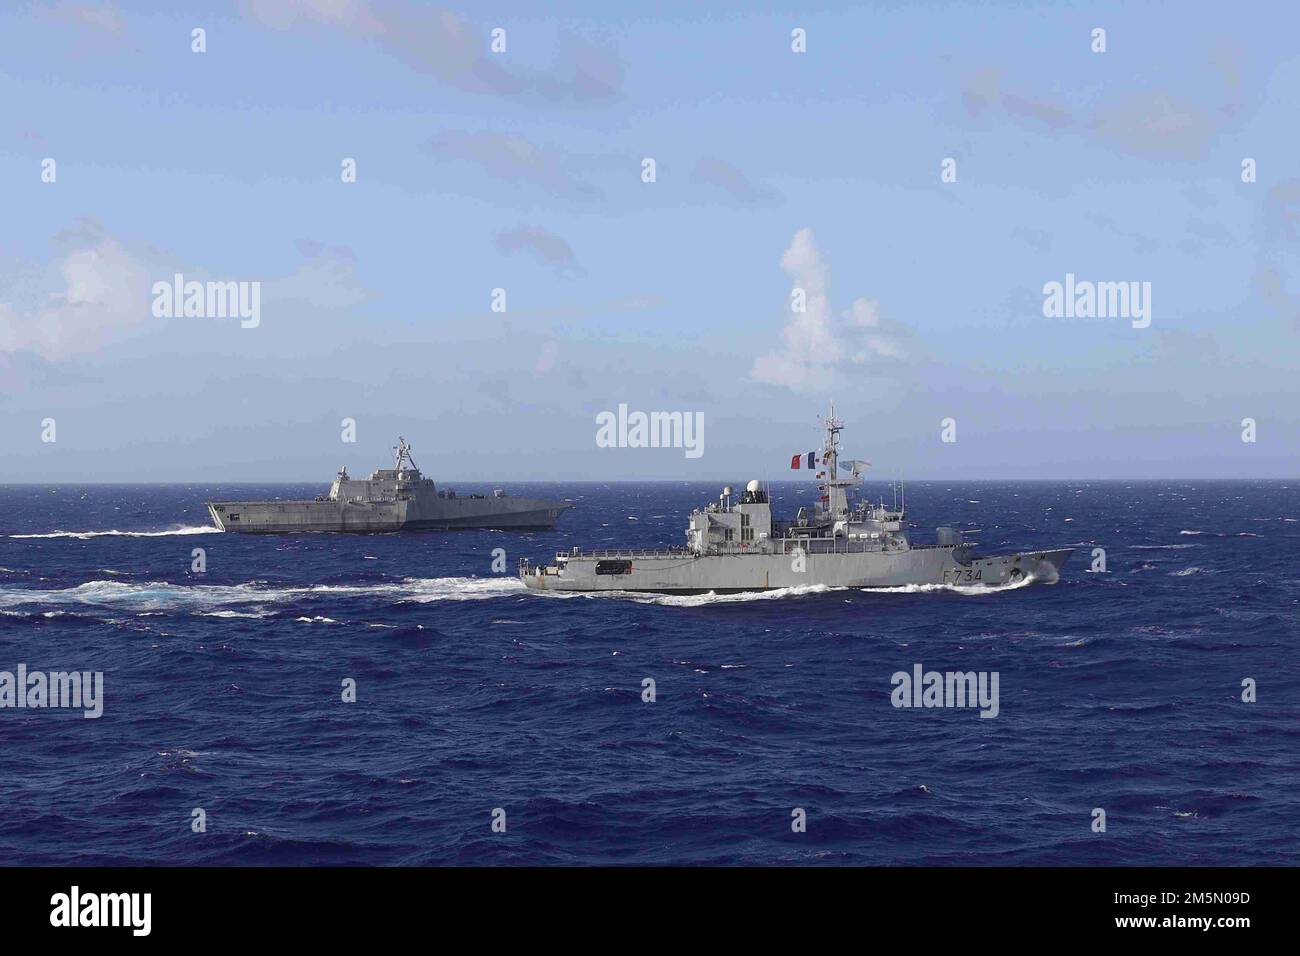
left=393, top=437, right=419, bottom=473
left=816, top=402, right=860, bottom=519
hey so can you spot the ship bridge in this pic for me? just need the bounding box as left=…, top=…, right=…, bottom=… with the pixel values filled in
left=687, top=480, right=774, bottom=554
left=328, top=437, right=436, bottom=502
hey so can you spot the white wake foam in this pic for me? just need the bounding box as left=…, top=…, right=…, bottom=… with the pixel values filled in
left=304, top=577, right=523, bottom=603
left=527, top=573, right=1040, bottom=606
left=0, top=580, right=293, bottom=612
left=9, top=526, right=221, bottom=540
left=527, top=583, right=837, bottom=606
left=639, top=584, right=836, bottom=607
left=864, top=573, right=1040, bottom=596
left=0, top=576, right=525, bottom=612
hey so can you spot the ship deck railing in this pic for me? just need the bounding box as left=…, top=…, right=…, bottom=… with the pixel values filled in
left=517, top=540, right=963, bottom=568
left=556, top=547, right=693, bottom=559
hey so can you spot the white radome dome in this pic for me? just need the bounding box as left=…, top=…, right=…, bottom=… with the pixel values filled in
left=722, top=486, right=733, bottom=497
left=746, top=479, right=761, bottom=493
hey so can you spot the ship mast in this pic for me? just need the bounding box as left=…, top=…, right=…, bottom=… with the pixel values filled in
left=819, top=402, right=854, bottom=519
left=393, top=436, right=419, bottom=473
left=823, top=402, right=842, bottom=481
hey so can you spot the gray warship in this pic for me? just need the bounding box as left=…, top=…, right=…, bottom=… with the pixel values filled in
left=521, top=407, right=1071, bottom=593
left=207, top=438, right=570, bottom=533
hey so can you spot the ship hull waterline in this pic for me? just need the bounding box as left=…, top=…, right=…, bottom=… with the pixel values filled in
left=207, top=499, right=570, bottom=534
left=522, top=546, right=1074, bottom=593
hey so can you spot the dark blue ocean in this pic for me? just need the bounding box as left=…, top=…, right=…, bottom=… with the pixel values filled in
left=1, top=481, right=1297, bottom=866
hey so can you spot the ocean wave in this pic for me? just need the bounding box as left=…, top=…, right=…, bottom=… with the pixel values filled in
left=8, top=525, right=221, bottom=540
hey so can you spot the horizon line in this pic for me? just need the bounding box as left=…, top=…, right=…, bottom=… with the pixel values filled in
left=0, top=476, right=1294, bottom=486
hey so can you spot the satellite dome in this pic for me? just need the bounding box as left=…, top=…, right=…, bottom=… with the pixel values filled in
left=746, top=479, right=761, bottom=493
left=722, top=486, right=733, bottom=496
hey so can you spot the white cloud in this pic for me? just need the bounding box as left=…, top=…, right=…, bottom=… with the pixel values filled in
left=1, top=226, right=373, bottom=360
left=0, top=226, right=153, bottom=359
left=751, top=228, right=907, bottom=392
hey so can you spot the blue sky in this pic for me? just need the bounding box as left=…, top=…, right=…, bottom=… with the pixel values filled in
left=1, top=0, right=1297, bottom=480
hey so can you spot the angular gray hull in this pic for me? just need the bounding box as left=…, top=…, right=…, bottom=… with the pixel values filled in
left=208, top=496, right=569, bottom=533
left=523, top=546, right=1073, bottom=593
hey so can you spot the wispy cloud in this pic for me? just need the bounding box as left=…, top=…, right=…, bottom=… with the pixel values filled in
left=1255, top=180, right=1300, bottom=328
left=424, top=130, right=598, bottom=199
left=264, top=240, right=370, bottom=309
left=241, top=0, right=623, bottom=103
left=493, top=226, right=579, bottom=275
left=958, top=39, right=1254, bottom=163
left=962, top=68, right=1072, bottom=131
left=691, top=157, right=779, bottom=205
left=1262, top=180, right=1300, bottom=242
left=1089, top=91, right=1218, bottom=161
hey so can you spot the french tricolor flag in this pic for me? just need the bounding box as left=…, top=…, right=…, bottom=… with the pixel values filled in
left=790, top=451, right=817, bottom=469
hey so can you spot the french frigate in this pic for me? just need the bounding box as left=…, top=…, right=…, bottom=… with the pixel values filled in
left=208, top=438, right=570, bottom=533
left=520, top=407, right=1072, bottom=593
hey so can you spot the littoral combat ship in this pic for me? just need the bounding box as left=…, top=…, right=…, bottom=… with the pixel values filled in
left=520, top=407, right=1072, bottom=593
left=208, top=439, right=570, bottom=533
